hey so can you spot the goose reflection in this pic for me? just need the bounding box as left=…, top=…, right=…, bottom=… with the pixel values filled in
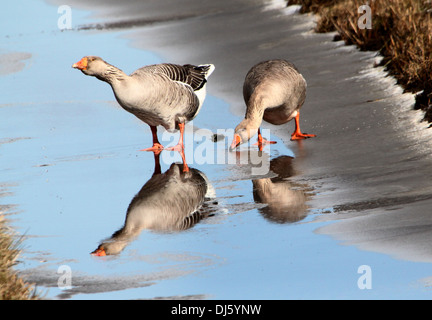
left=252, top=155, right=309, bottom=223
left=91, top=152, right=215, bottom=256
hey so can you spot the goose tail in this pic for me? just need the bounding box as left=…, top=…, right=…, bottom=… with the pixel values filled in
left=198, top=64, right=215, bottom=80
left=191, top=64, right=215, bottom=115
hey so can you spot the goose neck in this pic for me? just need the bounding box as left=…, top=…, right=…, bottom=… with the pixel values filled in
left=97, top=64, right=128, bottom=85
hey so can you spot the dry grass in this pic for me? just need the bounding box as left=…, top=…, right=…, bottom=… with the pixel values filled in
left=0, top=215, right=39, bottom=300
left=288, top=0, right=432, bottom=121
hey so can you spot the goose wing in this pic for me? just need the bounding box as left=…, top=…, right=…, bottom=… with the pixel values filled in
left=132, top=63, right=214, bottom=91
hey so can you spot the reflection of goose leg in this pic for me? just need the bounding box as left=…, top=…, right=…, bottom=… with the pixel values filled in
left=140, top=126, right=164, bottom=153
left=163, top=122, right=188, bottom=172
left=253, top=128, right=276, bottom=151
left=153, top=150, right=162, bottom=175
left=178, top=148, right=189, bottom=173
left=165, top=122, right=186, bottom=152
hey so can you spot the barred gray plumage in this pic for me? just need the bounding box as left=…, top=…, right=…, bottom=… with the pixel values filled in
left=133, top=63, right=213, bottom=91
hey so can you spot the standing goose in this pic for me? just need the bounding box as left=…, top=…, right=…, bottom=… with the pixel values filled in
left=230, top=59, right=315, bottom=151
left=72, top=56, right=215, bottom=155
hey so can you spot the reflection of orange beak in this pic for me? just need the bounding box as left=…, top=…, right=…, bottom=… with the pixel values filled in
left=91, top=247, right=106, bottom=256
left=230, top=134, right=241, bottom=151
left=72, top=57, right=88, bottom=70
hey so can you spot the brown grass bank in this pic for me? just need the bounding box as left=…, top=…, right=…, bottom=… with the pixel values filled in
left=0, top=215, right=39, bottom=300
left=288, top=0, right=432, bottom=122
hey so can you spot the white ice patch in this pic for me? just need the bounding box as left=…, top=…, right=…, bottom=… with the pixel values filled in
left=263, top=0, right=301, bottom=15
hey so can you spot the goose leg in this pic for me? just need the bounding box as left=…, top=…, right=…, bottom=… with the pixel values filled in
left=164, top=123, right=189, bottom=172
left=165, top=122, right=186, bottom=152
left=253, top=128, right=277, bottom=151
left=140, top=126, right=164, bottom=153
left=290, top=112, right=316, bottom=140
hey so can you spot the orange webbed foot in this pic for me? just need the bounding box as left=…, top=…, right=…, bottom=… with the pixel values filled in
left=253, top=138, right=277, bottom=151
left=254, top=128, right=277, bottom=151
left=140, top=143, right=164, bottom=154
left=290, top=132, right=316, bottom=141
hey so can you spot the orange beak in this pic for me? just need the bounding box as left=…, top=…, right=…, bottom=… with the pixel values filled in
left=72, top=57, right=88, bottom=70
left=91, top=246, right=106, bottom=256
left=230, top=134, right=241, bottom=151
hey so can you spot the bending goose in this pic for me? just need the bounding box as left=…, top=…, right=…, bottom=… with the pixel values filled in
left=230, top=59, right=315, bottom=151
left=72, top=56, right=215, bottom=154
left=91, top=152, right=216, bottom=256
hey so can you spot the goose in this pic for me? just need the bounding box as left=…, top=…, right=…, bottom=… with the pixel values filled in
left=91, top=152, right=216, bottom=256
left=72, top=56, right=215, bottom=153
left=230, top=59, right=315, bottom=151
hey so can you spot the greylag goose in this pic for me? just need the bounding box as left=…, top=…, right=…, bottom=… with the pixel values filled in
left=72, top=56, right=215, bottom=154
left=252, top=156, right=308, bottom=223
left=91, top=152, right=215, bottom=256
left=230, top=59, right=315, bottom=151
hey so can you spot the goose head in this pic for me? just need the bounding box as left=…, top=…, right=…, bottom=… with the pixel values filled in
left=72, top=56, right=108, bottom=77
left=91, top=240, right=128, bottom=256
left=230, top=119, right=258, bottom=150
left=91, top=244, right=107, bottom=256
